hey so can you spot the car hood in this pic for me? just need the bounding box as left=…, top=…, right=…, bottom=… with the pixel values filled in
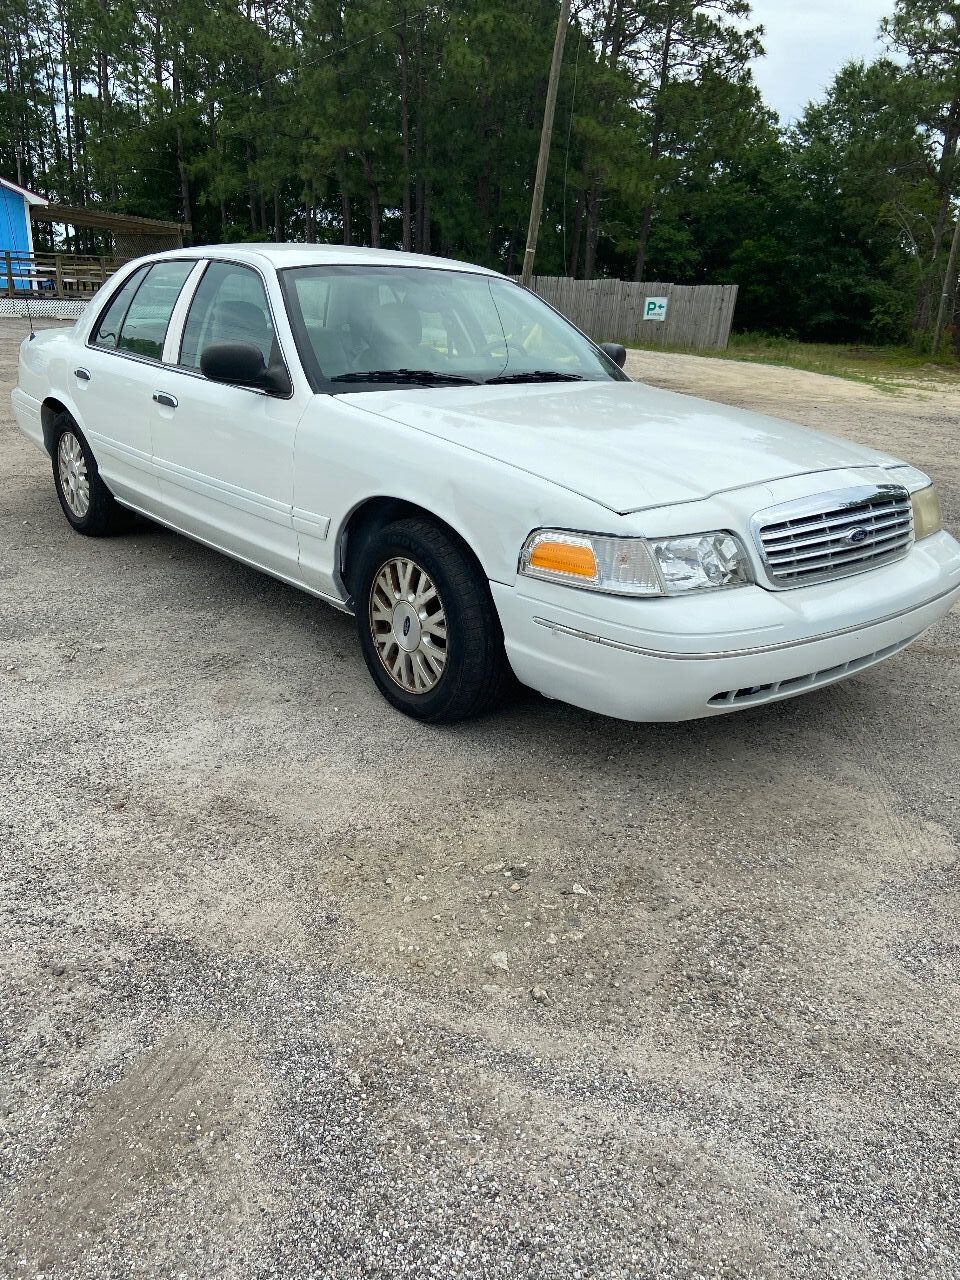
left=348, top=379, right=898, bottom=513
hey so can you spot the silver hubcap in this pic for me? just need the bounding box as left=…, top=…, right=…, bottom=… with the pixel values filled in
left=58, top=431, right=90, bottom=518
left=370, top=556, right=448, bottom=694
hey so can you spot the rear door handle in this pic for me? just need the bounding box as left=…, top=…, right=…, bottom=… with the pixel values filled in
left=74, top=367, right=90, bottom=381
left=153, top=392, right=178, bottom=409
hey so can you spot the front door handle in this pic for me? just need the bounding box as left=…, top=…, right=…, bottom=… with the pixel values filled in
left=74, top=367, right=90, bottom=381
left=153, top=391, right=178, bottom=409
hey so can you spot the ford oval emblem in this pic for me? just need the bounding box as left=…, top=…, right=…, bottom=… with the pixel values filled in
left=847, top=526, right=869, bottom=545
left=402, top=616, right=412, bottom=637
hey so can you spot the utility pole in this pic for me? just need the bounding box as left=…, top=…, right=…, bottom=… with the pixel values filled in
left=932, top=205, right=960, bottom=356
left=520, top=0, right=571, bottom=288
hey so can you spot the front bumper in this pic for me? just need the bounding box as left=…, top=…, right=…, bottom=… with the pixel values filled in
left=491, top=530, right=960, bottom=721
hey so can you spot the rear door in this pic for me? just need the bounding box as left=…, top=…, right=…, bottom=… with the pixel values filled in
left=150, top=259, right=303, bottom=582
left=79, top=259, right=200, bottom=512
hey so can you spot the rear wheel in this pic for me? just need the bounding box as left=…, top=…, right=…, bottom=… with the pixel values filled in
left=51, top=413, right=128, bottom=536
left=355, top=518, right=509, bottom=722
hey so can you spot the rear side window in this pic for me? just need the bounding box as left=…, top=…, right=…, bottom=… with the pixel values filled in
left=92, top=260, right=193, bottom=360
left=92, top=266, right=150, bottom=350
left=179, top=261, right=277, bottom=370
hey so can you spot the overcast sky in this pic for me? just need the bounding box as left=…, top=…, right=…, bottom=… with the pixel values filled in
left=748, top=0, right=893, bottom=123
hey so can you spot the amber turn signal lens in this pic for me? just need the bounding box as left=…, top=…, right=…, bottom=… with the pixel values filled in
left=528, top=539, right=598, bottom=579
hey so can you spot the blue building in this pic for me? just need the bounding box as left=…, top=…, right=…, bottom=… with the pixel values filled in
left=0, top=176, right=49, bottom=289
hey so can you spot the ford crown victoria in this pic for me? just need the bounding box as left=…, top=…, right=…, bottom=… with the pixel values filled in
left=12, top=244, right=960, bottom=722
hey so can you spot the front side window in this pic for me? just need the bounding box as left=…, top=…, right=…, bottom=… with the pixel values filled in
left=91, top=265, right=151, bottom=350
left=281, top=264, right=628, bottom=392
left=179, top=261, right=278, bottom=371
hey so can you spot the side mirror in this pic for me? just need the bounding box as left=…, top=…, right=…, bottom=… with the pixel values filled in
left=200, top=342, right=290, bottom=395
left=598, top=341, right=627, bottom=369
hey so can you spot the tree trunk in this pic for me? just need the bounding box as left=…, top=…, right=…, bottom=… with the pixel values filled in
left=421, top=178, right=431, bottom=253
left=567, top=192, right=584, bottom=276
left=71, top=63, right=88, bottom=203
left=633, top=20, right=673, bottom=283
left=59, top=12, right=74, bottom=196
left=366, top=160, right=381, bottom=247
left=915, top=94, right=960, bottom=332
left=97, top=0, right=110, bottom=106
left=583, top=178, right=601, bottom=279
left=153, top=14, right=163, bottom=97
left=933, top=211, right=960, bottom=353
left=413, top=24, right=425, bottom=251
left=633, top=201, right=654, bottom=283
left=246, top=142, right=257, bottom=231
left=399, top=12, right=412, bottom=251
left=175, top=123, right=192, bottom=229
left=340, top=165, right=352, bottom=245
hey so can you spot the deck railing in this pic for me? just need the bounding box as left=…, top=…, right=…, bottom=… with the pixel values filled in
left=2, top=250, right=120, bottom=298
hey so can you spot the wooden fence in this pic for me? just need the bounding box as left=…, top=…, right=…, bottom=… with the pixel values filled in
left=523, top=277, right=739, bottom=350
left=1, top=250, right=120, bottom=298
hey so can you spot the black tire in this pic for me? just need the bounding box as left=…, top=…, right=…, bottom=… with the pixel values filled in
left=50, top=413, right=129, bottom=536
left=354, top=517, right=510, bottom=723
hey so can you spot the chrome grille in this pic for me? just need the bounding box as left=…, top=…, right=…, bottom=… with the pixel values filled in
left=753, top=484, right=913, bottom=588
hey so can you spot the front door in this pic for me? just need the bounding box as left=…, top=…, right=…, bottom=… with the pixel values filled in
left=151, top=260, right=303, bottom=583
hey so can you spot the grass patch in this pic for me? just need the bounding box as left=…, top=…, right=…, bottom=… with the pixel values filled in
left=633, top=333, right=960, bottom=390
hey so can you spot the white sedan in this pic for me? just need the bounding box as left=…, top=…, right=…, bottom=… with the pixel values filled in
left=12, top=244, right=960, bottom=722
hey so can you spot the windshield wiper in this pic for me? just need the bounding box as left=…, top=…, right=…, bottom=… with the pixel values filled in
left=329, top=368, right=479, bottom=386
left=485, top=370, right=585, bottom=384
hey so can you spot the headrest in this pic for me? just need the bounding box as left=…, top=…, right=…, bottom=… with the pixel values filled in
left=218, top=300, right=267, bottom=334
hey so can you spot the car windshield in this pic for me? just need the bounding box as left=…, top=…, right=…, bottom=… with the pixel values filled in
left=280, top=264, right=628, bottom=391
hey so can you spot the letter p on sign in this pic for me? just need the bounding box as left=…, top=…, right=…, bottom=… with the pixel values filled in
left=644, top=297, right=668, bottom=322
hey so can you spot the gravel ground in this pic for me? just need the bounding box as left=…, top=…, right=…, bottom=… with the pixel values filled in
left=2, top=321, right=959, bottom=1279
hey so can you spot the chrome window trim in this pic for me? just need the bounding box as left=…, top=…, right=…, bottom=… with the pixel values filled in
left=749, top=483, right=913, bottom=590
left=83, top=255, right=296, bottom=400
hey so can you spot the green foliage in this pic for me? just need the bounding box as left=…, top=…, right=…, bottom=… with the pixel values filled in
left=0, top=0, right=958, bottom=345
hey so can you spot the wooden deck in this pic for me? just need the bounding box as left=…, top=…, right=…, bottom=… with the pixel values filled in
left=2, top=250, right=120, bottom=298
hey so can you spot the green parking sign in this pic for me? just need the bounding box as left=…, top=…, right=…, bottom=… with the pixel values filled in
left=644, top=296, right=668, bottom=322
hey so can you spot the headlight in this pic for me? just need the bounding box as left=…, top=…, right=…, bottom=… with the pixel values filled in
left=886, top=465, right=944, bottom=541
left=518, top=529, right=752, bottom=596
left=912, top=485, right=944, bottom=540
left=649, top=532, right=752, bottom=592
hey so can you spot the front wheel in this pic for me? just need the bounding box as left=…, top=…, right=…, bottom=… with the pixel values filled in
left=354, top=518, right=510, bottom=723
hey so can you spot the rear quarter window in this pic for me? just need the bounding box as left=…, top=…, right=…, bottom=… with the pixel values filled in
left=91, top=266, right=151, bottom=350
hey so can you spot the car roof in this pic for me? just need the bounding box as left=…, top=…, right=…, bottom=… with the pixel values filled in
left=145, top=243, right=506, bottom=277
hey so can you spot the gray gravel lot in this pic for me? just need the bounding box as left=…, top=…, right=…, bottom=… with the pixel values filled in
left=2, top=320, right=959, bottom=1278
